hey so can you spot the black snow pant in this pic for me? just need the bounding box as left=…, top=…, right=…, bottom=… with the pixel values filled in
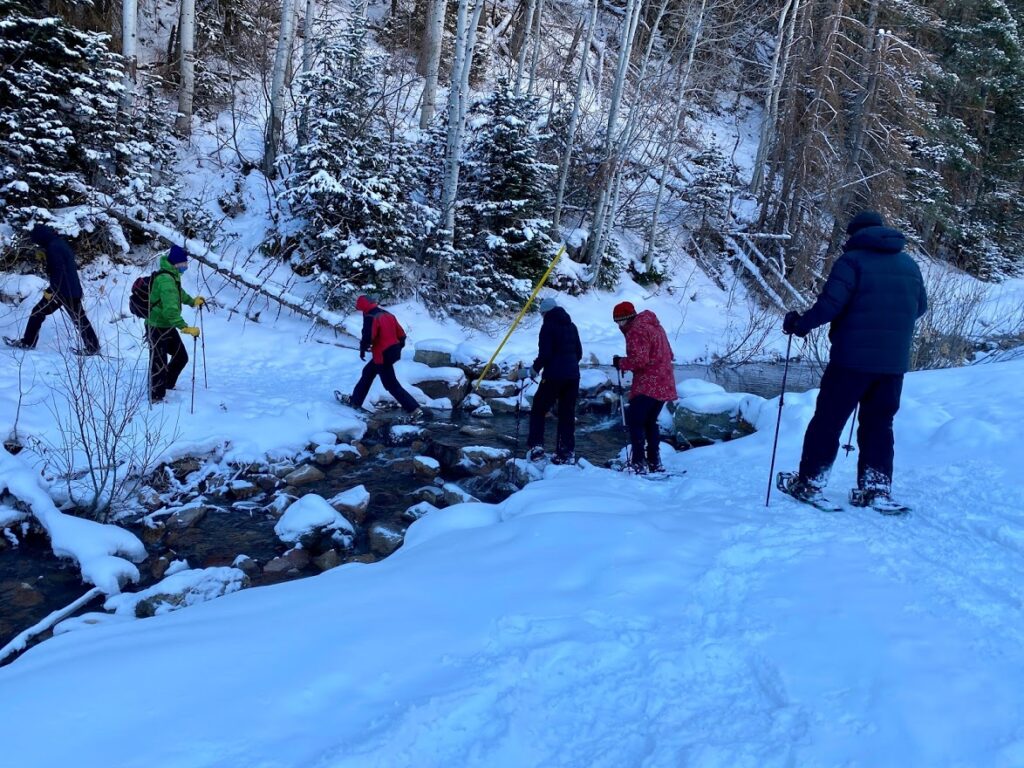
left=350, top=344, right=419, bottom=412
left=147, top=326, right=189, bottom=401
left=627, top=395, right=665, bottom=468
left=798, top=362, right=904, bottom=491
left=22, top=293, right=100, bottom=353
left=527, top=377, right=579, bottom=457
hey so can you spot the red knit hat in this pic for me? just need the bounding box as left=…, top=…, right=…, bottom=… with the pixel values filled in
left=355, top=295, right=377, bottom=313
left=612, top=301, right=636, bottom=321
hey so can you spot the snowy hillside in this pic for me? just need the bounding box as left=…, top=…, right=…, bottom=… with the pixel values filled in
left=1, top=357, right=1022, bottom=766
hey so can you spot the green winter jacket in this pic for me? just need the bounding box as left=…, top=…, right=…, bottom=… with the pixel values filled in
left=146, top=256, right=195, bottom=329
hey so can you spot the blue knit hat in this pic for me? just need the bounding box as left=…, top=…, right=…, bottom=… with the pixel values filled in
left=539, top=297, right=558, bottom=314
left=846, top=211, right=884, bottom=236
left=168, top=244, right=188, bottom=264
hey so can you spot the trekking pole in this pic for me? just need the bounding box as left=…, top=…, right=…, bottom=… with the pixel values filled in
left=199, top=306, right=208, bottom=388
left=842, top=405, right=858, bottom=456
left=190, top=336, right=198, bottom=415
left=616, top=368, right=627, bottom=426
left=765, top=334, right=793, bottom=507
left=509, top=362, right=524, bottom=483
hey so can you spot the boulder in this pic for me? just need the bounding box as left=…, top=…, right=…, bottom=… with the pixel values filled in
left=412, top=455, right=441, bottom=478
left=442, top=482, right=480, bottom=506
left=488, top=396, right=523, bottom=414
left=457, top=445, right=512, bottom=476
left=166, top=503, right=208, bottom=529
left=265, top=492, right=296, bottom=517
left=228, top=479, right=260, bottom=499
left=327, top=485, right=371, bottom=526
left=403, top=501, right=439, bottom=522
left=313, top=446, right=337, bottom=467
left=274, top=494, right=355, bottom=550
left=388, top=424, right=428, bottom=446
left=476, top=379, right=518, bottom=399
left=413, top=342, right=455, bottom=368
left=471, top=405, right=493, bottom=418
left=232, top=555, right=262, bottom=580
left=413, top=485, right=445, bottom=505
left=283, top=465, right=325, bottom=486
left=368, top=523, right=405, bottom=556
left=313, top=549, right=343, bottom=571
left=459, top=424, right=491, bottom=438
left=409, top=367, right=468, bottom=407
left=252, top=473, right=281, bottom=492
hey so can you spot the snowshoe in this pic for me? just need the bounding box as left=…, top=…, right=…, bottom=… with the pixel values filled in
left=776, top=471, right=842, bottom=512
left=404, top=407, right=430, bottom=425
left=550, top=452, right=577, bottom=466
left=334, top=390, right=352, bottom=406
left=850, top=488, right=910, bottom=515
left=71, top=346, right=100, bottom=357
left=526, top=446, right=546, bottom=462
left=3, top=337, right=31, bottom=350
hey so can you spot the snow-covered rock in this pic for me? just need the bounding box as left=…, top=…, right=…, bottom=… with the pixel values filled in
left=274, top=494, right=355, bottom=549
left=104, top=567, right=248, bottom=619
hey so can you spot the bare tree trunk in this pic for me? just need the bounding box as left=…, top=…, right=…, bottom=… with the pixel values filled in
left=644, top=0, right=708, bottom=268
left=297, top=0, right=317, bottom=145
left=551, top=0, right=598, bottom=237
left=121, top=0, right=138, bottom=108
left=513, top=0, right=537, bottom=96
left=440, top=0, right=486, bottom=243
left=264, top=0, right=299, bottom=177
left=419, top=0, right=446, bottom=128
left=749, top=0, right=800, bottom=195
left=526, top=0, right=545, bottom=96
left=585, top=0, right=644, bottom=276
left=175, top=0, right=197, bottom=136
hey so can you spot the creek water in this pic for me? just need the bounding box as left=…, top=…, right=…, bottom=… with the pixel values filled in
left=0, top=360, right=819, bottom=654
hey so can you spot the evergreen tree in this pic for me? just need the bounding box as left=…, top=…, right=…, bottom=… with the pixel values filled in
left=0, top=0, right=172, bottom=246
left=284, top=11, right=426, bottom=306
left=454, top=80, right=556, bottom=314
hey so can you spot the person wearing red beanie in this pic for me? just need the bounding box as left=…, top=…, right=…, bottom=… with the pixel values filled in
left=339, top=295, right=424, bottom=422
left=611, top=303, right=677, bottom=473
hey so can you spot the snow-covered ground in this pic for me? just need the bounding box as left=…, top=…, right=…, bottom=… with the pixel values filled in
left=1, top=352, right=1023, bottom=765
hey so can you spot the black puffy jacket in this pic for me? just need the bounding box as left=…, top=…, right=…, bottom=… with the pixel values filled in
left=532, top=306, right=583, bottom=380
left=796, top=226, right=927, bottom=374
left=29, top=225, right=83, bottom=300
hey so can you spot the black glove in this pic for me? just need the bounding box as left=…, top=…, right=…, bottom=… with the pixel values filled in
left=783, top=311, right=802, bottom=336
left=612, top=355, right=622, bottom=371
left=359, top=349, right=367, bottom=361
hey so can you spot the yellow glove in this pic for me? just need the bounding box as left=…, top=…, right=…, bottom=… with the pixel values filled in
left=193, top=296, right=206, bottom=308
left=35, top=250, right=47, bottom=263
left=42, top=289, right=54, bottom=301
left=181, top=326, right=200, bottom=338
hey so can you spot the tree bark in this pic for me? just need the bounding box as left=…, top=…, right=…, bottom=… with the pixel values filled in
left=264, top=0, right=299, bottom=177
left=513, top=0, right=537, bottom=96
left=297, top=0, right=317, bottom=145
left=551, top=0, right=598, bottom=237
left=419, top=0, right=446, bottom=128
left=175, top=0, right=197, bottom=136
left=121, top=0, right=138, bottom=108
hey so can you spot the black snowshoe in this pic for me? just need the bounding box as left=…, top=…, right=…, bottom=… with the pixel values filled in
left=776, top=472, right=842, bottom=512
left=849, top=488, right=910, bottom=515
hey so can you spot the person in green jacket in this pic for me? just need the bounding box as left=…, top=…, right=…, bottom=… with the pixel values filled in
left=146, top=245, right=205, bottom=402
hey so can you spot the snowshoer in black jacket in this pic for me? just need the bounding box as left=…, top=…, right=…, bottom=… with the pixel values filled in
left=521, top=298, right=583, bottom=464
left=4, top=224, right=100, bottom=355
left=781, top=211, right=928, bottom=508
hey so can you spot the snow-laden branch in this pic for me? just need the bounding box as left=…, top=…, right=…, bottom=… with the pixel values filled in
left=107, top=209, right=357, bottom=341
left=0, top=587, right=103, bottom=664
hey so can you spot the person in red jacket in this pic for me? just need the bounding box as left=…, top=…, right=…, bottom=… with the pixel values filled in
left=611, top=301, right=677, bottom=473
left=339, top=295, right=424, bottom=421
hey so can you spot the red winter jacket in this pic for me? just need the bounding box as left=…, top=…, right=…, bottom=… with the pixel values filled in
left=357, top=298, right=407, bottom=364
left=619, top=310, right=677, bottom=402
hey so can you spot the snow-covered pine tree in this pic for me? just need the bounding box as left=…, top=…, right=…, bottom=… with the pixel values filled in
left=456, top=79, right=557, bottom=314
left=0, top=1, right=173, bottom=251
left=284, top=8, right=424, bottom=306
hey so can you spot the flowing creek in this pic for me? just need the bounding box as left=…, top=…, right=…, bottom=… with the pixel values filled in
left=0, top=361, right=822, bottom=655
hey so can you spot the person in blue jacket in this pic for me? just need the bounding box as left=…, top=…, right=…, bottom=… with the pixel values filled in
left=4, top=225, right=100, bottom=355
left=781, top=210, right=928, bottom=505
left=520, top=298, right=583, bottom=464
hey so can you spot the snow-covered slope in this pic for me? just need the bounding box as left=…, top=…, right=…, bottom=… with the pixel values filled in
left=1, top=358, right=1022, bottom=766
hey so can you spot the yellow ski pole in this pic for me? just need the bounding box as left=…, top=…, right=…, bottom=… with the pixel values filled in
left=474, top=243, right=566, bottom=391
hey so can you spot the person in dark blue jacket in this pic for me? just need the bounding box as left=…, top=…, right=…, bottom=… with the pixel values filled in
left=520, top=298, right=583, bottom=464
left=781, top=211, right=927, bottom=505
left=4, top=225, right=100, bottom=355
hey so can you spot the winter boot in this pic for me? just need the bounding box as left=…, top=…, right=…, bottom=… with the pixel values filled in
left=527, top=446, right=546, bottom=462
left=406, top=407, right=428, bottom=424
left=628, top=459, right=649, bottom=476
left=551, top=451, right=575, bottom=466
